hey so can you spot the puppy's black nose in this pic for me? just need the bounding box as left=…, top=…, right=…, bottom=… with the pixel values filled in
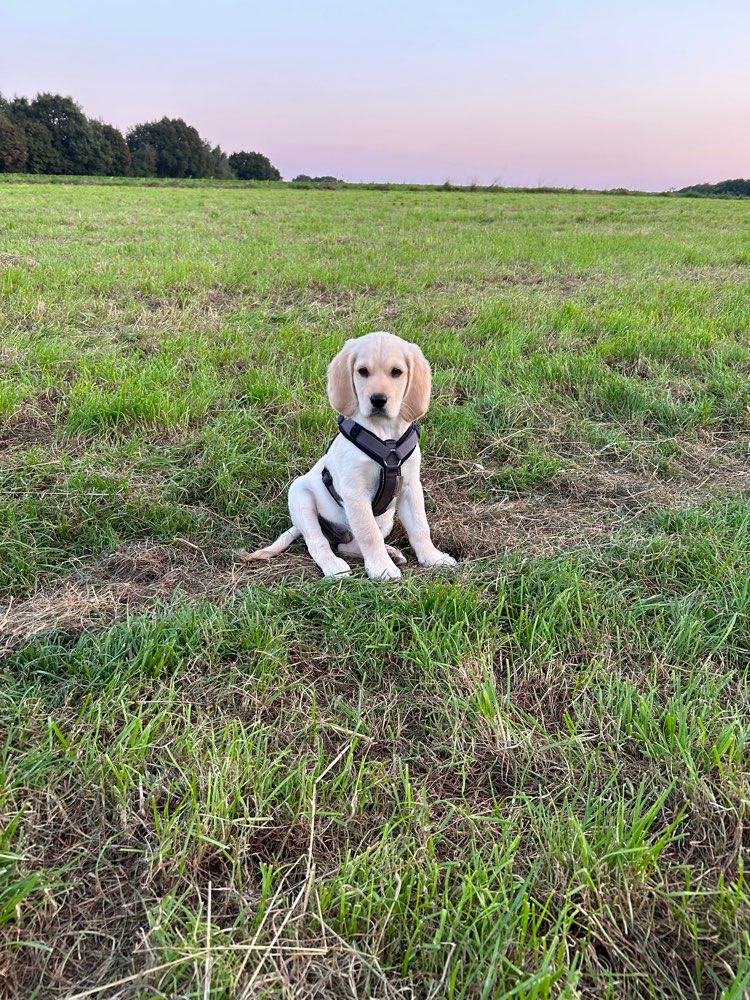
left=370, top=393, right=388, bottom=410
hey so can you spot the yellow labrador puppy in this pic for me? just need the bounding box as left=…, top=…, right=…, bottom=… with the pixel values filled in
left=247, top=331, right=456, bottom=579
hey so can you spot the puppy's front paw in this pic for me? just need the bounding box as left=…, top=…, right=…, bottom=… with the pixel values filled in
left=322, top=556, right=352, bottom=578
left=366, top=559, right=402, bottom=581
left=420, top=550, right=457, bottom=569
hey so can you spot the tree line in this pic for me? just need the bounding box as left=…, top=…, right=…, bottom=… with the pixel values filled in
left=678, top=179, right=750, bottom=198
left=0, top=93, right=281, bottom=180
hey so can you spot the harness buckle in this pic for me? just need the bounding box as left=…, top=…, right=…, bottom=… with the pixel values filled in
left=384, top=448, right=401, bottom=468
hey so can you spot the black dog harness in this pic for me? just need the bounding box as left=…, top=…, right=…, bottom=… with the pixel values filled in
left=319, top=415, right=420, bottom=546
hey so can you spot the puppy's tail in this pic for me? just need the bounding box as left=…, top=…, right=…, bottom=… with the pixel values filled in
left=240, top=526, right=302, bottom=561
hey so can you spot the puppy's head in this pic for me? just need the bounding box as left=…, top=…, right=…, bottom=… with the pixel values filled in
left=327, top=331, right=431, bottom=422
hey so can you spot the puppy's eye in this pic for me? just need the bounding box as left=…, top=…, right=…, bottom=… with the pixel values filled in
left=357, top=367, right=369, bottom=377
left=391, top=368, right=403, bottom=378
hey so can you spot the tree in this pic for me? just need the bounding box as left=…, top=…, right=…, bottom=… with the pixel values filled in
left=228, top=151, right=281, bottom=181
left=130, top=143, right=157, bottom=177
left=292, top=173, right=341, bottom=184
left=126, top=118, right=212, bottom=178
left=89, top=121, right=131, bottom=175
left=210, top=145, right=235, bottom=179
left=679, top=178, right=750, bottom=198
left=3, top=96, right=63, bottom=173
left=20, top=120, right=62, bottom=174
left=0, top=111, right=27, bottom=171
left=24, top=93, right=99, bottom=174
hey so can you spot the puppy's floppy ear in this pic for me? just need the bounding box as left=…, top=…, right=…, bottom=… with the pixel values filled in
left=327, top=340, right=358, bottom=416
left=400, top=342, right=431, bottom=421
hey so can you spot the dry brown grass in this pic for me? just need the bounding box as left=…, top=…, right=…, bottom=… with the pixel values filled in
left=0, top=392, right=61, bottom=458
left=0, top=252, right=39, bottom=268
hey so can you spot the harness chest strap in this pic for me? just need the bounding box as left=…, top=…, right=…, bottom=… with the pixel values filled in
left=322, top=415, right=420, bottom=517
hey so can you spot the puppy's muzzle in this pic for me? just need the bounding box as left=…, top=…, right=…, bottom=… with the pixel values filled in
left=370, top=393, right=388, bottom=411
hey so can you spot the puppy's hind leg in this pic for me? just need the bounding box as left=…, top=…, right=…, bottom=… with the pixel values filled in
left=243, top=525, right=301, bottom=560
left=289, top=480, right=351, bottom=578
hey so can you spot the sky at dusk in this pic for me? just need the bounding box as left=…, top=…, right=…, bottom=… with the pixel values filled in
left=4, top=0, right=749, bottom=189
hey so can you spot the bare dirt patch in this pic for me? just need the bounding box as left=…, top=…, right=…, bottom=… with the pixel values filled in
left=425, top=439, right=749, bottom=561
left=0, top=540, right=317, bottom=650
left=421, top=454, right=653, bottom=561
left=304, top=276, right=379, bottom=308
left=0, top=392, right=61, bottom=458
left=268, top=279, right=406, bottom=327
left=0, top=251, right=39, bottom=268
left=427, top=266, right=595, bottom=298
left=431, top=304, right=477, bottom=329
left=0, top=410, right=55, bottom=456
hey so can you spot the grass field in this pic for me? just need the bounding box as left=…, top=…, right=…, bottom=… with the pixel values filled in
left=1, top=179, right=749, bottom=999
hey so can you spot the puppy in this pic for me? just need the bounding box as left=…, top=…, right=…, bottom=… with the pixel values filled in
left=247, top=331, right=456, bottom=579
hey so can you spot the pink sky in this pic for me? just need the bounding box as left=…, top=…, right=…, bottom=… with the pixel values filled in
left=4, top=0, right=749, bottom=188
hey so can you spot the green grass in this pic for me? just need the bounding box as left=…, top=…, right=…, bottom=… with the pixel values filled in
left=1, top=178, right=749, bottom=998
